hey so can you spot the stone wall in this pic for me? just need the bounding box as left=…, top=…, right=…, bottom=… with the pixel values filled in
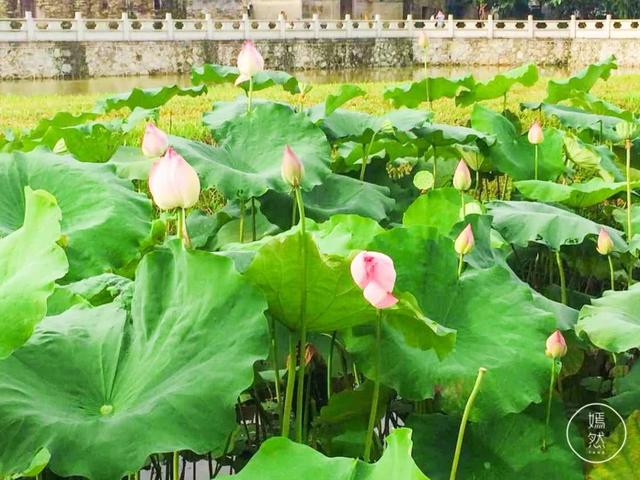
left=2, top=36, right=640, bottom=79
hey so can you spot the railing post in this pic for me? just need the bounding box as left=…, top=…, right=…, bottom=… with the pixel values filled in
left=570, top=14, right=576, bottom=38
left=487, top=14, right=493, bottom=38
left=345, top=14, right=352, bottom=38
left=528, top=14, right=534, bottom=38
left=121, top=12, right=130, bottom=40
left=205, top=13, right=213, bottom=40
left=75, top=12, right=85, bottom=41
left=447, top=14, right=454, bottom=37
left=313, top=13, right=320, bottom=39
left=242, top=13, right=249, bottom=39
left=165, top=12, right=174, bottom=40
left=374, top=13, right=381, bottom=38
left=25, top=11, right=35, bottom=41
left=406, top=14, right=413, bottom=33
left=605, top=14, right=612, bottom=38
left=277, top=12, right=286, bottom=39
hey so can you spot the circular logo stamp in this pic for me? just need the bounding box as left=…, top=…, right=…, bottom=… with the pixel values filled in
left=566, top=402, right=627, bottom=464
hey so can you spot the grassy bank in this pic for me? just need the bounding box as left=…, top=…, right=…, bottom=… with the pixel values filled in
left=2, top=73, right=640, bottom=141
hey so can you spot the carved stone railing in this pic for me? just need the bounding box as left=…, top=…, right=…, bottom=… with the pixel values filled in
left=1, top=12, right=638, bottom=42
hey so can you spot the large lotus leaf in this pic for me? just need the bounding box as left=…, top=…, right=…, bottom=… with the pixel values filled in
left=545, top=55, right=617, bottom=103
left=403, top=188, right=470, bottom=235
left=259, top=174, right=394, bottom=229
left=172, top=103, right=331, bottom=199
left=94, top=84, right=207, bottom=113
left=456, top=63, right=539, bottom=107
left=570, top=92, right=634, bottom=121
left=0, top=187, right=67, bottom=359
left=345, top=225, right=555, bottom=418
left=383, top=75, right=475, bottom=108
left=608, top=365, right=640, bottom=416
left=487, top=201, right=626, bottom=251
left=324, top=84, right=367, bottom=116
left=576, top=285, right=640, bottom=352
left=191, top=64, right=300, bottom=94
left=587, top=410, right=639, bottom=480
left=563, top=135, right=623, bottom=181
left=203, top=98, right=295, bottom=132
left=0, top=149, right=152, bottom=281
left=0, top=244, right=269, bottom=480
left=47, top=273, right=132, bottom=316
left=514, top=179, right=637, bottom=208
left=108, top=146, right=152, bottom=180
left=408, top=402, right=583, bottom=480
left=235, top=428, right=428, bottom=479
left=414, top=123, right=495, bottom=147
left=471, top=104, right=564, bottom=180
left=310, top=214, right=384, bottom=257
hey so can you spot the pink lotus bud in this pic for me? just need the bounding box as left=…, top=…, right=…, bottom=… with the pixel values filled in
left=237, top=40, right=264, bottom=79
left=528, top=121, right=544, bottom=145
left=148, top=147, right=201, bottom=210
left=418, top=31, right=428, bottom=49
left=141, top=123, right=169, bottom=158
left=545, top=330, right=567, bottom=358
left=452, top=159, right=472, bottom=191
left=596, top=227, right=614, bottom=255
left=281, top=145, right=304, bottom=188
left=350, top=251, right=398, bottom=309
left=454, top=224, right=474, bottom=255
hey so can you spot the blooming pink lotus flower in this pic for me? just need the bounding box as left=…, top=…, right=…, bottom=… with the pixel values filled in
left=596, top=227, right=614, bottom=255
left=545, top=330, right=567, bottom=358
left=281, top=145, right=304, bottom=188
left=236, top=40, right=264, bottom=85
left=351, top=251, right=398, bottom=309
left=453, top=159, right=472, bottom=191
left=141, top=123, right=169, bottom=158
left=148, top=147, right=201, bottom=210
left=528, top=120, right=544, bottom=145
left=418, top=31, right=428, bottom=49
left=454, top=224, right=474, bottom=255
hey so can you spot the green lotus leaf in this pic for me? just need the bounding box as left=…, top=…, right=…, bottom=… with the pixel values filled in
left=108, top=146, right=152, bottom=180
left=456, top=63, right=539, bottom=107
left=576, top=285, right=640, bottom=352
left=570, top=91, right=633, bottom=121
left=608, top=365, right=640, bottom=416
left=191, top=64, right=300, bottom=94
left=488, top=201, right=626, bottom=251
left=324, top=84, right=367, bottom=116
left=0, top=187, right=68, bottom=359
left=383, top=75, right=475, bottom=108
left=563, top=134, right=623, bottom=181
left=471, top=104, right=564, bottom=180
left=47, top=273, right=132, bottom=316
left=6, top=448, right=51, bottom=480
left=408, top=402, right=583, bottom=480
left=545, top=55, right=617, bottom=103
left=173, top=103, right=331, bottom=200
left=415, top=123, right=495, bottom=147
left=403, top=188, right=470, bottom=235
left=0, top=149, right=152, bottom=280
left=310, top=214, right=385, bottom=256
left=345, top=225, right=555, bottom=418
left=0, top=244, right=269, bottom=480
left=587, top=410, right=639, bottom=480
left=234, top=428, right=429, bottom=479
left=514, top=179, right=638, bottom=208
left=95, top=84, right=207, bottom=113
left=259, top=174, right=394, bottom=230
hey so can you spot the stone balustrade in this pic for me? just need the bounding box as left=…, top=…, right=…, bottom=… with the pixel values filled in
left=1, top=12, right=640, bottom=42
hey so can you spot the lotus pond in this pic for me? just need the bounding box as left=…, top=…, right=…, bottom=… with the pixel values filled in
left=0, top=50, right=639, bottom=480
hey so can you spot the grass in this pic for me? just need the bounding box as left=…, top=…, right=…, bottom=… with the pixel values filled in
left=2, top=72, right=640, bottom=141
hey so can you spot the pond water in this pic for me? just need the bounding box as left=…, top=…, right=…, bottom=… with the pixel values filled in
left=0, top=65, right=574, bottom=96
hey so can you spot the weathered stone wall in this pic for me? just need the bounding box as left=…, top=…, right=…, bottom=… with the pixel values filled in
left=2, top=36, right=640, bottom=79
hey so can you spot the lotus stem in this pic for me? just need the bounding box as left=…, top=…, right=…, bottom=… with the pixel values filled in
left=502, top=93, right=507, bottom=112
left=542, top=359, right=556, bottom=451
left=424, top=57, right=431, bottom=107
left=247, top=76, right=254, bottom=113
left=353, top=362, right=361, bottom=386
left=176, top=207, right=190, bottom=248
left=291, top=191, right=298, bottom=228
left=608, top=255, right=615, bottom=291
left=270, top=316, right=282, bottom=407
left=294, top=187, right=308, bottom=443
left=251, top=197, right=257, bottom=242
left=450, top=367, right=487, bottom=480
left=327, top=331, right=337, bottom=401
left=457, top=253, right=464, bottom=279
left=626, top=139, right=635, bottom=288
left=432, top=145, right=437, bottom=181
left=534, top=144, right=539, bottom=181
left=239, top=200, right=245, bottom=243
left=172, top=451, right=179, bottom=480
left=460, top=191, right=466, bottom=219
left=364, top=309, right=382, bottom=462
left=555, top=250, right=567, bottom=305
left=359, top=133, right=377, bottom=182
left=281, top=332, right=296, bottom=438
